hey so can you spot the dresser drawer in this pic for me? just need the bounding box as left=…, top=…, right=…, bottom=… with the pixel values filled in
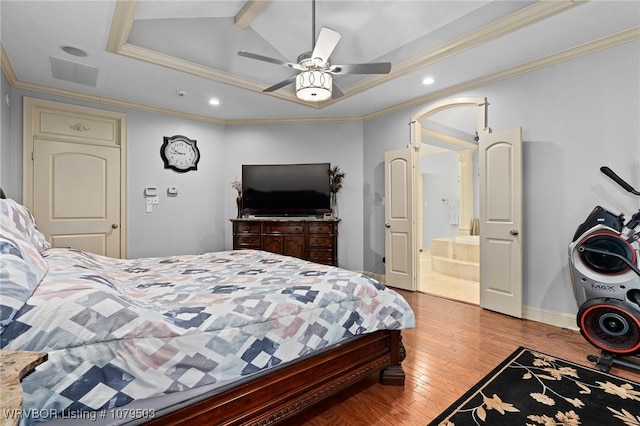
left=231, top=218, right=337, bottom=266
left=308, top=236, right=332, bottom=247
left=264, top=223, right=304, bottom=234
left=235, top=222, right=261, bottom=234
left=307, top=223, right=334, bottom=234
left=234, top=235, right=261, bottom=247
left=308, top=249, right=334, bottom=264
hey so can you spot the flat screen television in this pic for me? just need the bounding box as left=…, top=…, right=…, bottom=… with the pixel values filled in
left=241, top=163, right=331, bottom=217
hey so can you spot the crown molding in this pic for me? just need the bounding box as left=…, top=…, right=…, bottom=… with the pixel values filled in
left=107, top=0, right=583, bottom=109
left=9, top=78, right=226, bottom=125
left=4, top=22, right=638, bottom=127
left=116, top=43, right=318, bottom=109
left=1, top=43, right=18, bottom=85
left=363, top=26, right=640, bottom=121
left=310, top=0, right=585, bottom=107
left=4, top=65, right=348, bottom=126
left=2, top=40, right=340, bottom=125
left=109, top=0, right=323, bottom=109
left=224, top=115, right=363, bottom=126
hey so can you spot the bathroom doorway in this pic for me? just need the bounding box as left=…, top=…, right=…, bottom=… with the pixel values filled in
left=385, top=96, right=523, bottom=317
left=417, top=113, right=479, bottom=304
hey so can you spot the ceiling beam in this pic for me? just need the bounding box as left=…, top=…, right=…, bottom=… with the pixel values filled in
left=422, top=129, right=478, bottom=150
left=106, top=0, right=140, bottom=53
left=423, top=119, right=477, bottom=143
left=234, top=1, right=271, bottom=29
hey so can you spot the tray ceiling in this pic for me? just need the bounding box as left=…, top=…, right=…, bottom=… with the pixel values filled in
left=1, top=0, right=639, bottom=123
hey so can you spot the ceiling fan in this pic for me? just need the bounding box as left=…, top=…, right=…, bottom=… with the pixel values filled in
left=237, top=0, right=392, bottom=102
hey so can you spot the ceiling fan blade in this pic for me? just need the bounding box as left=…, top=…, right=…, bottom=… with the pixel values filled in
left=311, top=27, right=342, bottom=63
left=329, top=62, right=392, bottom=75
left=331, top=84, right=344, bottom=99
left=238, top=51, right=302, bottom=70
left=263, top=76, right=297, bottom=93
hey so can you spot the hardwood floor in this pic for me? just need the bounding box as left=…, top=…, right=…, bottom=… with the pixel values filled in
left=285, top=290, right=640, bottom=425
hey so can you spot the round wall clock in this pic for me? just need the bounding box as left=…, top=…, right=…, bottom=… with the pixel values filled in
left=161, top=135, right=200, bottom=173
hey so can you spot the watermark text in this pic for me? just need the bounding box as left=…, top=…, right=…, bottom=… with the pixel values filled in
left=2, top=408, right=156, bottom=421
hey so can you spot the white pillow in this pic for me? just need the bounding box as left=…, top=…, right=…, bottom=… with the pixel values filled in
left=0, top=199, right=50, bottom=331
left=0, top=199, right=51, bottom=252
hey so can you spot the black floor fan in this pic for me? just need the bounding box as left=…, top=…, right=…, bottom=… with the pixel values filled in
left=568, top=166, right=640, bottom=372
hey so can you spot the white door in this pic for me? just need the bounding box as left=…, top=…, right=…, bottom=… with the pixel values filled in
left=33, top=139, right=122, bottom=257
left=24, top=97, right=127, bottom=258
left=478, top=127, right=523, bottom=318
left=384, top=147, right=416, bottom=291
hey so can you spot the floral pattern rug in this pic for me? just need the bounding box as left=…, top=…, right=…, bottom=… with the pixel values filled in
left=429, top=347, right=640, bottom=426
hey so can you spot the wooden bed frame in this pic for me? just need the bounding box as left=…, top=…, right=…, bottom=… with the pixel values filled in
left=1, top=193, right=410, bottom=425
left=146, top=330, right=406, bottom=425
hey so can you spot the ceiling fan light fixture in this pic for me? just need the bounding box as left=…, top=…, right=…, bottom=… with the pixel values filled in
left=296, top=70, right=332, bottom=102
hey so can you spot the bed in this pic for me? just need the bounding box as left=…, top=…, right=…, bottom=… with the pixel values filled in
left=0, top=198, right=415, bottom=425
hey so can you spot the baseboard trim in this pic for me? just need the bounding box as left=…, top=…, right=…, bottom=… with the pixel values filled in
left=523, top=305, right=578, bottom=331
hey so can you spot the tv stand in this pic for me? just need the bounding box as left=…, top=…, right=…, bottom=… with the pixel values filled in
left=231, top=217, right=339, bottom=266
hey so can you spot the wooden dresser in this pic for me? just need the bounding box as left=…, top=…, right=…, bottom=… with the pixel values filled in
left=231, top=217, right=339, bottom=266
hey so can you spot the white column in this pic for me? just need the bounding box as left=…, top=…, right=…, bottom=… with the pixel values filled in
left=457, top=149, right=475, bottom=236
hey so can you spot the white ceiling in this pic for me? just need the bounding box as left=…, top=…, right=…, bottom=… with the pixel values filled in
left=1, top=0, right=639, bottom=123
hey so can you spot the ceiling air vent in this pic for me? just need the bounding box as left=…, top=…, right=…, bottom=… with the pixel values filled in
left=50, top=57, right=98, bottom=87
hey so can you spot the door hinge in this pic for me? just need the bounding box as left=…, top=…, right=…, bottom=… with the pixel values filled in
left=31, top=151, right=34, bottom=161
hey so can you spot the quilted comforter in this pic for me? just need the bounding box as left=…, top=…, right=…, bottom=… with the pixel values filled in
left=0, top=197, right=415, bottom=425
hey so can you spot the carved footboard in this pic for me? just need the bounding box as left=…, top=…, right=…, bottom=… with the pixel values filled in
left=146, top=330, right=406, bottom=425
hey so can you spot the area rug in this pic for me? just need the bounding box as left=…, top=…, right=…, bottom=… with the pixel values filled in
left=428, top=346, right=640, bottom=426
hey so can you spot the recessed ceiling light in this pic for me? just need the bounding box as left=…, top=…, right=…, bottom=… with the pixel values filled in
left=209, top=98, right=220, bottom=106
left=422, top=77, right=435, bottom=85
left=60, top=45, right=88, bottom=57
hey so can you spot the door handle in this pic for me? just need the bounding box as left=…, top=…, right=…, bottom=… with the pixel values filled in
left=385, top=223, right=391, bottom=228
left=510, top=229, right=519, bottom=236
left=111, top=223, right=119, bottom=229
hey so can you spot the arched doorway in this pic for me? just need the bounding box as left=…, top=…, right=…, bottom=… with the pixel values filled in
left=413, top=98, right=486, bottom=304
left=385, top=97, right=524, bottom=317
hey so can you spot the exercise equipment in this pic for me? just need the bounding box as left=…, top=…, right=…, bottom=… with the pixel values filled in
left=569, top=166, right=640, bottom=372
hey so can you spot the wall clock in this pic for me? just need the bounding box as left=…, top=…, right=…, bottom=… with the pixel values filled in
left=160, top=135, right=200, bottom=173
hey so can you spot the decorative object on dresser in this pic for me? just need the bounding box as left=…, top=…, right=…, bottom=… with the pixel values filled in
left=160, top=135, right=200, bottom=173
left=231, top=179, right=242, bottom=218
left=327, top=165, right=345, bottom=218
left=232, top=217, right=339, bottom=266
